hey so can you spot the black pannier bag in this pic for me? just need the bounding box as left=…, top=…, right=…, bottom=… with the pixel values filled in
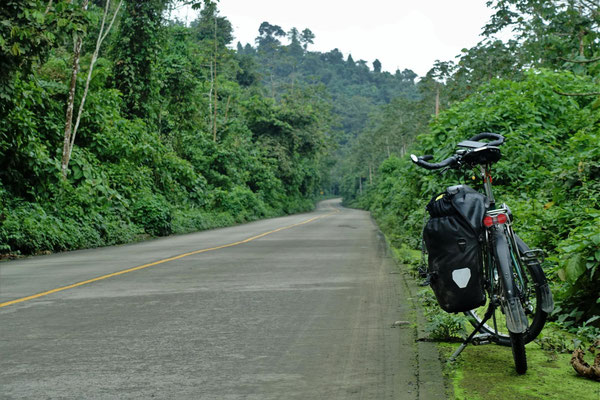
left=423, top=185, right=488, bottom=313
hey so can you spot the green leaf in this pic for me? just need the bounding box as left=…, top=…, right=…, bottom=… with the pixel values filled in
left=585, top=315, right=600, bottom=325
left=32, top=10, right=44, bottom=23
left=70, top=165, right=80, bottom=180
left=565, top=253, right=586, bottom=282
left=11, top=43, right=20, bottom=56
left=586, top=261, right=595, bottom=269
left=562, top=242, right=585, bottom=253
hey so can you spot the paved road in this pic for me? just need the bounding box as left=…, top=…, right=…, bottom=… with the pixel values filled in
left=0, top=199, right=445, bottom=399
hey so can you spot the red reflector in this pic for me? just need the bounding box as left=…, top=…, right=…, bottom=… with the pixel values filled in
left=483, top=216, right=494, bottom=227
left=497, top=213, right=508, bottom=224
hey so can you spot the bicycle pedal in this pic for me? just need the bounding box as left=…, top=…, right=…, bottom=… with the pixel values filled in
left=472, top=334, right=494, bottom=345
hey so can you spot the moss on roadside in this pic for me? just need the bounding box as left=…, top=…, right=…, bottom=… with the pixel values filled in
left=439, top=341, right=600, bottom=400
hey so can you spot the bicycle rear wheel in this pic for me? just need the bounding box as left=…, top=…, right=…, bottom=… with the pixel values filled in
left=465, top=233, right=549, bottom=346
left=510, top=332, right=527, bottom=375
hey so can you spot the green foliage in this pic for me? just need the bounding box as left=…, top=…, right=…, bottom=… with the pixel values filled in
left=111, top=0, right=170, bottom=121
left=419, top=289, right=468, bottom=340
left=485, top=0, right=600, bottom=75
left=239, top=24, right=420, bottom=144
left=171, top=207, right=235, bottom=234
left=391, top=244, right=422, bottom=267
left=131, top=191, right=173, bottom=237
left=536, top=323, right=578, bottom=354
left=357, top=70, right=600, bottom=329
left=0, top=2, right=332, bottom=256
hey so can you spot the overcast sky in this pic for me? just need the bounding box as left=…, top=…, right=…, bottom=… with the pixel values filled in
left=172, top=0, right=501, bottom=77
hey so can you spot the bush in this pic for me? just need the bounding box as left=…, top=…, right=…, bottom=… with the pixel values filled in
left=171, top=208, right=235, bottom=234
left=419, top=289, right=468, bottom=340
left=360, top=70, right=600, bottom=327
left=131, top=192, right=173, bottom=237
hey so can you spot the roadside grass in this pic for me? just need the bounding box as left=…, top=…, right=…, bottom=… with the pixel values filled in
left=439, top=340, right=599, bottom=400
left=383, top=239, right=600, bottom=400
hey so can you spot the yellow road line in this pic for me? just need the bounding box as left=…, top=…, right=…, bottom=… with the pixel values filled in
left=0, top=209, right=339, bottom=309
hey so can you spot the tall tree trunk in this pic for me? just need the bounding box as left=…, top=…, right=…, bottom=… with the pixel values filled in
left=208, top=62, right=213, bottom=132
left=61, top=0, right=122, bottom=179
left=61, top=32, right=84, bottom=179
left=213, top=63, right=218, bottom=142
left=212, top=15, right=218, bottom=142
left=385, top=136, right=390, bottom=158
left=44, top=0, right=54, bottom=15
left=223, top=95, right=231, bottom=126
left=435, top=85, right=440, bottom=117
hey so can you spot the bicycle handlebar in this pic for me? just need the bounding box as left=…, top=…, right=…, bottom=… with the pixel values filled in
left=410, top=154, right=459, bottom=170
left=410, top=132, right=505, bottom=170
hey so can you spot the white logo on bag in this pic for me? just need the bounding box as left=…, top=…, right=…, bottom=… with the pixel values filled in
left=452, top=268, right=471, bottom=288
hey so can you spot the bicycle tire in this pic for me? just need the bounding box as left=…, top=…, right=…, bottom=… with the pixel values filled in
left=465, top=233, right=549, bottom=346
left=510, top=332, right=528, bottom=374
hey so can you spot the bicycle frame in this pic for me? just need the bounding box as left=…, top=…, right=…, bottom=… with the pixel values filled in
left=475, top=164, right=529, bottom=333
left=478, top=165, right=495, bottom=206
left=478, top=163, right=552, bottom=309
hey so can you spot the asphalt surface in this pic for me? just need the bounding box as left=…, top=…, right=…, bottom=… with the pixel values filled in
left=0, top=199, right=445, bottom=399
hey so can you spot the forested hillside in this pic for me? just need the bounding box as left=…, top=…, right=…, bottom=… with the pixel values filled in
left=235, top=22, right=421, bottom=192
left=0, top=1, right=337, bottom=254
left=236, top=24, right=420, bottom=137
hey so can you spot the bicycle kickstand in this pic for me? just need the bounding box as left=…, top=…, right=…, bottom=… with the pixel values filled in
left=449, top=306, right=495, bottom=362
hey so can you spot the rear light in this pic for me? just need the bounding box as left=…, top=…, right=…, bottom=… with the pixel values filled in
left=483, top=213, right=508, bottom=227
left=496, top=213, right=508, bottom=224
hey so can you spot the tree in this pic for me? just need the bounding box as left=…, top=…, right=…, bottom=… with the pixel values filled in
left=61, top=0, right=123, bottom=179
left=0, top=0, right=58, bottom=116
left=396, top=68, right=417, bottom=83
left=112, top=0, right=170, bottom=121
left=373, top=59, right=382, bottom=73
left=190, top=1, right=233, bottom=46
left=61, top=0, right=89, bottom=179
left=300, top=28, right=315, bottom=51
left=287, top=27, right=303, bottom=56
left=256, top=21, right=286, bottom=51
left=484, top=0, right=600, bottom=74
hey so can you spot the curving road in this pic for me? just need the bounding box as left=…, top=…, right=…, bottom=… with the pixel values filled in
left=0, top=199, right=445, bottom=399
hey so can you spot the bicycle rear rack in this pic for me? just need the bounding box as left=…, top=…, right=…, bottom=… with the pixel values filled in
left=521, top=249, right=545, bottom=264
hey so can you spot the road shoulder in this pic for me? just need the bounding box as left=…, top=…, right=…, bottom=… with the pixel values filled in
left=377, top=227, right=450, bottom=400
